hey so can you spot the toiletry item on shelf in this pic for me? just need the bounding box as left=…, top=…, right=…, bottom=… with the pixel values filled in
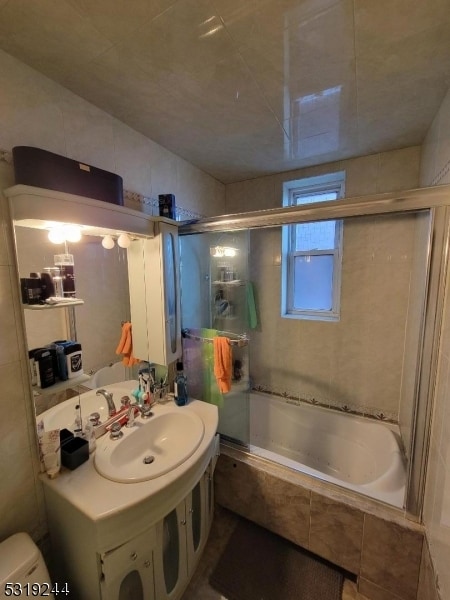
left=39, top=271, right=55, bottom=300
left=54, top=254, right=76, bottom=298
left=39, top=429, right=61, bottom=479
left=50, top=341, right=69, bottom=381
left=28, top=349, right=38, bottom=386
left=20, top=274, right=42, bottom=304
left=158, top=193, right=176, bottom=219
left=174, top=361, right=188, bottom=406
left=33, top=348, right=56, bottom=388
left=42, top=267, right=63, bottom=298
left=64, top=342, right=83, bottom=379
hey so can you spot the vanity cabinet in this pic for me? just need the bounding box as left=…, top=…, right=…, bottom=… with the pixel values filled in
left=44, top=451, right=217, bottom=600
left=98, top=469, right=212, bottom=600
left=154, top=471, right=210, bottom=599
left=100, top=528, right=156, bottom=600
left=127, top=221, right=181, bottom=366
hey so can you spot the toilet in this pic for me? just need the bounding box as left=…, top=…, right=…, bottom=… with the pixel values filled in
left=0, top=533, right=53, bottom=599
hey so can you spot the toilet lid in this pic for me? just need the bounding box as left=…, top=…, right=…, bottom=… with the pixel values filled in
left=0, top=533, right=40, bottom=588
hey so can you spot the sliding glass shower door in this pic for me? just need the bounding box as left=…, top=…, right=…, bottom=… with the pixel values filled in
left=179, top=230, right=251, bottom=446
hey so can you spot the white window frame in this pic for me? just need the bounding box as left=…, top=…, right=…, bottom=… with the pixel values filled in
left=281, top=172, right=345, bottom=321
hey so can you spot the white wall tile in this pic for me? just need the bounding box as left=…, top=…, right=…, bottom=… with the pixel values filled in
left=0, top=49, right=225, bottom=547
left=420, top=84, right=450, bottom=600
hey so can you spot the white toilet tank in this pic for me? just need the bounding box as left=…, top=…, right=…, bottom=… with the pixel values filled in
left=0, top=533, right=54, bottom=599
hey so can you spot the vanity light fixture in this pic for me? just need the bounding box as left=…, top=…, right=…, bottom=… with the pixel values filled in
left=117, top=233, right=131, bottom=248
left=47, top=224, right=82, bottom=244
left=210, top=245, right=238, bottom=258
left=64, top=225, right=82, bottom=243
left=101, top=235, right=115, bottom=249
left=48, top=226, right=66, bottom=244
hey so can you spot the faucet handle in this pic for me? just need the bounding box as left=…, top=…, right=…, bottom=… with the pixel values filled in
left=121, top=395, right=131, bottom=407
left=140, top=404, right=154, bottom=419
left=110, top=421, right=123, bottom=440
left=89, top=412, right=101, bottom=426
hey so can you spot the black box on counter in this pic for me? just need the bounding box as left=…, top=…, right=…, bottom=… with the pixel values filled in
left=59, top=429, right=89, bottom=470
left=12, top=146, right=124, bottom=206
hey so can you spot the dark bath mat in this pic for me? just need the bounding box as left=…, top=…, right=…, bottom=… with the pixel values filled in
left=209, top=517, right=344, bottom=600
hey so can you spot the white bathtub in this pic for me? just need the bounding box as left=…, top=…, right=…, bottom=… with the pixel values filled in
left=84, top=362, right=129, bottom=389
left=249, top=392, right=406, bottom=508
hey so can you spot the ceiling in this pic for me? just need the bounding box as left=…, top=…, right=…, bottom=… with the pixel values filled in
left=0, top=0, right=450, bottom=184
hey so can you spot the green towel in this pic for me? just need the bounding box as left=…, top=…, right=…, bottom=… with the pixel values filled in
left=201, top=328, right=224, bottom=408
left=246, top=282, right=258, bottom=329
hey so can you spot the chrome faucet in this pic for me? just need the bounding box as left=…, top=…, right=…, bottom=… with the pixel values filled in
left=96, top=388, right=117, bottom=416
left=126, top=402, right=154, bottom=427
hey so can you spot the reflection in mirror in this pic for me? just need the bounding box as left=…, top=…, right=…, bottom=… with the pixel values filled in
left=14, top=226, right=134, bottom=416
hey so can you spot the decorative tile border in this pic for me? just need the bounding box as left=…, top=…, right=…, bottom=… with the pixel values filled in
left=251, top=384, right=398, bottom=423
left=0, top=148, right=205, bottom=222
left=431, top=158, right=450, bottom=186
left=124, top=190, right=204, bottom=221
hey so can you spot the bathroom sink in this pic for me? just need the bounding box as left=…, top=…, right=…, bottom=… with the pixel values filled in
left=94, top=407, right=205, bottom=483
left=37, top=381, right=139, bottom=433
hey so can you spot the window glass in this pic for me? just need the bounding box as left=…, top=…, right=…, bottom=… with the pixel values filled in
left=293, top=254, right=334, bottom=310
left=282, top=172, right=345, bottom=321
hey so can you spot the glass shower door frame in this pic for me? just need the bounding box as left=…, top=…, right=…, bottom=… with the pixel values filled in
left=180, top=184, right=450, bottom=519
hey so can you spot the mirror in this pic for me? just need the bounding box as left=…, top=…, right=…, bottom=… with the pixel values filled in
left=13, top=225, right=135, bottom=414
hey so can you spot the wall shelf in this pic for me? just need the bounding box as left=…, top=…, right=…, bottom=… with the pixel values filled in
left=33, top=373, right=90, bottom=396
left=5, top=184, right=178, bottom=239
left=23, top=300, right=85, bottom=310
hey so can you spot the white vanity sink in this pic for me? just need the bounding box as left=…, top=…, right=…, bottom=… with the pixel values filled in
left=38, top=381, right=219, bottom=600
left=94, top=407, right=205, bottom=483
left=37, top=381, right=139, bottom=432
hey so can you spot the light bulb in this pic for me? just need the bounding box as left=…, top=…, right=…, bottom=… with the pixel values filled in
left=48, top=227, right=65, bottom=244
left=64, top=225, right=82, bottom=243
left=211, top=246, right=224, bottom=258
left=102, top=235, right=115, bottom=249
left=224, top=247, right=237, bottom=257
left=117, top=233, right=131, bottom=248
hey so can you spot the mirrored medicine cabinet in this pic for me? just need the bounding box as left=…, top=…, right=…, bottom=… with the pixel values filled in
left=5, top=184, right=181, bottom=418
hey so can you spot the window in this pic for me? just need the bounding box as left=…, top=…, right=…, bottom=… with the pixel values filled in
left=281, top=172, right=345, bottom=321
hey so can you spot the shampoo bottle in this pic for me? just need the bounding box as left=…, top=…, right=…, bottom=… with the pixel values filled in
left=174, top=361, right=188, bottom=406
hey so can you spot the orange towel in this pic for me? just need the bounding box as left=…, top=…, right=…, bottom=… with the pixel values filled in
left=213, top=337, right=232, bottom=393
left=116, top=322, right=140, bottom=366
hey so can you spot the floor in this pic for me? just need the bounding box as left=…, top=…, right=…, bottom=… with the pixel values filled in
left=182, top=505, right=370, bottom=600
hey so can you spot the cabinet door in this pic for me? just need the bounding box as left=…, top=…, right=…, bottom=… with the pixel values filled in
left=100, top=528, right=155, bottom=600
left=154, top=501, right=188, bottom=599
left=127, top=223, right=181, bottom=366
left=205, top=461, right=215, bottom=535
left=186, top=475, right=208, bottom=575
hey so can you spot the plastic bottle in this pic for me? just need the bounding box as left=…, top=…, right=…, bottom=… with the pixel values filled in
left=83, top=422, right=96, bottom=453
left=174, top=361, right=188, bottom=406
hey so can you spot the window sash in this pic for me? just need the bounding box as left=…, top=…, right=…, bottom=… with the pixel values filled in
left=282, top=172, right=345, bottom=321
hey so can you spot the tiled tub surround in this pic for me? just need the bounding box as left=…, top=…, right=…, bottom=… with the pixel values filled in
left=215, top=446, right=437, bottom=600
left=248, top=211, right=425, bottom=427
left=248, top=391, right=406, bottom=508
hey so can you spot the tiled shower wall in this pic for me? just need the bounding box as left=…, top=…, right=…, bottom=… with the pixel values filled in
left=0, top=48, right=225, bottom=544
left=225, top=148, right=421, bottom=422
left=419, top=86, right=450, bottom=600
left=248, top=213, right=423, bottom=422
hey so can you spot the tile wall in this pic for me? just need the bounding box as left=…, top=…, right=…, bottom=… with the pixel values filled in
left=216, top=446, right=424, bottom=600
left=0, top=49, right=225, bottom=544
left=225, top=148, right=422, bottom=422
left=419, top=86, right=450, bottom=600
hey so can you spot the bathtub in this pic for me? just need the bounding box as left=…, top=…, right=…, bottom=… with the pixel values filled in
left=249, top=392, right=406, bottom=508
left=84, top=361, right=129, bottom=389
